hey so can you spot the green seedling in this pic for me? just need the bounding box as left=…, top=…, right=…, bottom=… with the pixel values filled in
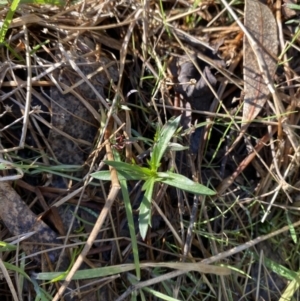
left=92, top=115, right=216, bottom=240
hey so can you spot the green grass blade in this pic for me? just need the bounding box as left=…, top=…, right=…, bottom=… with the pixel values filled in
left=31, top=277, right=53, bottom=301
left=119, top=179, right=141, bottom=279
left=142, top=287, right=180, bottom=301
left=251, top=251, right=297, bottom=281
left=286, top=212, right=297, bottom=243
left=114, top=151, right=141, bottom=280
left=3, top=261, right=31, bottom=281
left=36, top=264, right=143, bottom=280
left=0, top=241, right=17, bottom=252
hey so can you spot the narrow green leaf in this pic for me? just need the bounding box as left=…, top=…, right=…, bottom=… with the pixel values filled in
left=150, top=115, right=181, bottom=170
left=104, top=160, right=153, bottom=177
left=286, top=212, right=297, bottom=244
left=119, top=179, right=141, bottom=279
left=158, top=171, right=216, bottom=195
left=139, top=178, right=155, bottom=239
left=251, top=251, right=297, bottom=281
left=0, top=241, right=16, bottom=252
left=142, top=287, right=181, bottom=301
left=31, top=277, right=53, bottom=301
left=91, top=170, right=143, bottom=181
left=36, top=264, right=142, bottom=280
left=3, top=262, right=31, bottom=281
left=114, top=151, right=141, bottom=280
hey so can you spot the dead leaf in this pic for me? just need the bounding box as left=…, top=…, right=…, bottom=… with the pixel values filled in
left=243, top=0, right=278, bottom=123
left=225, top=0, right=278, bottom=155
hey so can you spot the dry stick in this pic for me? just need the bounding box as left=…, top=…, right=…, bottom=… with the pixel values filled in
left=49, top=125, right=126, bottom=207
left=276, top=0, right=293, bottom=88
left=0, top=63, right=64, bottom=154
left=114, top=270, right=199, bottom=301
left=57, top=43, right=116, bottom=117
left=201, top=218, right=300, bottom=264
left=220, top=0, right=298, bottom=153
left=206, top=50, right=243, bottom=176
left=0, top=108, right=38, bottom=133
left=43, top=13, right=137, bottom=31
left=141, top=0, right=149, bottom=84
left=167, top=26, right=243, bottom=91
left=52, top=129, right=120, bottom=301
left=0, top=258, right=19, bottom=301
left=51, top=123, right=125, bottom=297
left=52, top=10, right=143, bottom=300
left=263, top=142, right=300, bottom=221
left=261, top=121, right=293, bottom=222
left=207, top=0, right=237, bottom=27
left=169, top=26, right=215, bottom=52
left=154, top=103, right=300, bottom=128
left=183, top=156, right=201, bottom=259
left=58, top=60, right=117, bottom=97
left=0, top=62, right=63, bottom=102
left=166, top=7, right=202, bottom=23
left=203, top=205, right=229, bottom=301
left=216, top=126, right=277, bottom=197
left=152, top=200, right=184, bottom=253
left=19, top=25, right=32, bottom=147
left=275, top=0, right=299, bottom=171
left=256, top=250, right=264, bottom=301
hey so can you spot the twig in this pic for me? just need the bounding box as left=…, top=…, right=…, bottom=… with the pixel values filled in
left=216, top=127, right=277, bottom=197
left=20, top=25, right=32, bottom=147
left=201, top=219, right=300, bottom=264
left=52, top=121, right=120, bottom=301
left=0, top=258, right=19, bottom=301
left=0, top=62, right=63, bottom=102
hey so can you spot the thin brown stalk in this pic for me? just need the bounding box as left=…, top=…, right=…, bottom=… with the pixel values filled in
left=52, top=118, right=120, bottom=301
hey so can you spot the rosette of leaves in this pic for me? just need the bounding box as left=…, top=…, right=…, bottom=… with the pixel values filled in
left=92, top=115, right=215, bottom=239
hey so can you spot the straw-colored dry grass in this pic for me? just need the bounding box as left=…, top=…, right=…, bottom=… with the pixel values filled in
left=0, top=0, right=300, bottom=300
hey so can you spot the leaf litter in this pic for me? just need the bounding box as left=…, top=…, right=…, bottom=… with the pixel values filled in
left=0, top=0, right=300, bottom=300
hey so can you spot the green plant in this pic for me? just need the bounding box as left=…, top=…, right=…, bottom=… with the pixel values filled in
left=91, top=115, right=216, bottom=240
